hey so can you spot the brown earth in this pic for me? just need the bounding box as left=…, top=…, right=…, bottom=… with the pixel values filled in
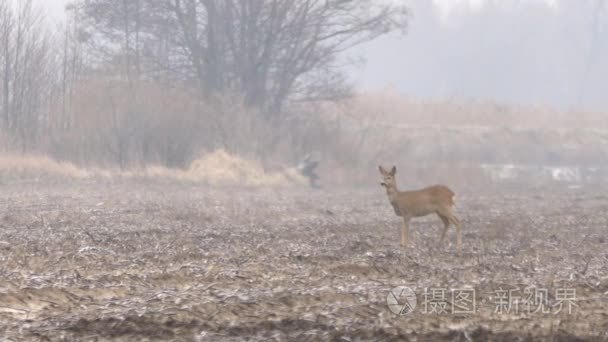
left=0, top=180, right=606, bottom=341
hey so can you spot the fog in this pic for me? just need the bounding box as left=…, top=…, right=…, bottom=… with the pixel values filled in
left=2, top=1, right=608, bottom=340
left=39, top=0, right=608, bottom=111
left=1, top=0, right=607, bottom=180
left=354, top=0, right=607, bottom=111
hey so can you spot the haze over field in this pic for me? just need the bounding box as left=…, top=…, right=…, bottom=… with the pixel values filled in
left=357, top=0, right=608, bottom=111
left=0, top=0, right=603, bottom=184
left=38, top=0, right=608, bottom=111
left=1, top=1, right=608, bottom=341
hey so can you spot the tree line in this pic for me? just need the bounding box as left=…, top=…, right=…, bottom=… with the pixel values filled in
left=0, top=0, right=407, bottom=168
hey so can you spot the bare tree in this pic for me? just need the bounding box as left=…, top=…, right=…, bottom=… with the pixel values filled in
left=0, top=0, right=13, bottom=131
left=72, top=0, right=408, bottom=114
left=0, top=0, right=55, bottom=151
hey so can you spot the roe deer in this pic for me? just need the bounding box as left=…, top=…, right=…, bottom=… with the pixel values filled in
left=379, top=165, right=462, bottom=250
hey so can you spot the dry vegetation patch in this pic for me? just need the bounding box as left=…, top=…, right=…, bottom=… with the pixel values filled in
left=0, top=150, right=306, bottom=187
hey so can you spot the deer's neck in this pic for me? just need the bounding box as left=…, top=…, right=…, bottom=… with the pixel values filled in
left=385, top=185, right=400, bottom=202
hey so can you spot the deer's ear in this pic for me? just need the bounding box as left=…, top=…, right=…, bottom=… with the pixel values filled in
left=378, top=165, right=386, bottom=175
left=390, top=166, right=396, bottom=175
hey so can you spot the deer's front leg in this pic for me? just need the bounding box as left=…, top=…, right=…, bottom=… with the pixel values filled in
left=401, top=218, right=410, bottom=247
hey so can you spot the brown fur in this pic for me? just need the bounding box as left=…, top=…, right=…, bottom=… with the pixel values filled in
left=379, top=165, right=462, bottom=250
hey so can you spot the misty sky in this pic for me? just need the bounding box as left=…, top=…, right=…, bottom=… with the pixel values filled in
left=41, top=0, right=607, bottom=111
left=351, top=0, right=607, bottom=111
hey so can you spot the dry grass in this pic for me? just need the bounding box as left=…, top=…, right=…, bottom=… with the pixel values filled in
left=304, top=92, right=608, bottom=186
left=5, top=91, right=608, bottom=188
left=0, top=150, right=306, bottom=187
left=333, top=90, right=608, bottom=129
left=142, top=149, right=306, bottom=186
left=0, top=153, right=91, bottom=179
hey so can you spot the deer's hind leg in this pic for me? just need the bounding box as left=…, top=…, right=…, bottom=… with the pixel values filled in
left=452, top=214, right=462, bottom=251
left=438, top=207, right=462, bottom=251
left=437, top=213, right=450, bottom=245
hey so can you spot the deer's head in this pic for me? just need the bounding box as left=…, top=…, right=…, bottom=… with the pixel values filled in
left=379, top=165, right=397, bottom=189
